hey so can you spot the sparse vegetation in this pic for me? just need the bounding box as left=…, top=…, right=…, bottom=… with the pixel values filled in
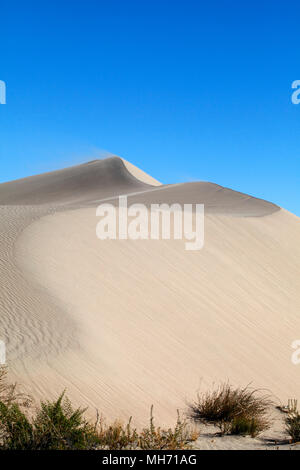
left=188, top=382, right=272, bottom=436
left=97, top=416, right=139, bottom=449
left=0, top=367, right=197, bottom=450
left=0, top=390, right=100, bottom=450
left=137, top=406, right=198, bottom=450
left=285, top=411, right=300, bottom=443
left=5, top=368, right=295, bottom=448
left=97, top=407, right=198, bottom=450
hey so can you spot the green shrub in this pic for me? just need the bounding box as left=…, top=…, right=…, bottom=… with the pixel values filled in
left=0, top=401, right=35, bottom=449
left=0, top=391, right=99, bottom=450
left=285, top=412, right=300, bottom=442
left=33, top=392, right=100, bottom=449
left=188, top=382, right=271, bottom=435
left=230, top=415, right=267, bottom=437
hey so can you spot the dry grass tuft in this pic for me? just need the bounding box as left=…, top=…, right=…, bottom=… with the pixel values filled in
left=188, top=382, right=272, bottom=436
left=285, top=411, right=300, bottom=443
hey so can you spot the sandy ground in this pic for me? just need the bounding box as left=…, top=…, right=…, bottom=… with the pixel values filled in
left=189, top=406, right=300, bottom=450
left=0, top=156, right=299, bottom=449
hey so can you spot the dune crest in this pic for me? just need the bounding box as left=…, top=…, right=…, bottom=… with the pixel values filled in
left=120, top=157, right=162, bottom=186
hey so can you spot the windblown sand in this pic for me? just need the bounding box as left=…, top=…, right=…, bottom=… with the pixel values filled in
left=0, top=157, right=300, bottom=449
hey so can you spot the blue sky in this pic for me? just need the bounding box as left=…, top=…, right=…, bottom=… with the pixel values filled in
left=0, top=1, right=299, bottom=215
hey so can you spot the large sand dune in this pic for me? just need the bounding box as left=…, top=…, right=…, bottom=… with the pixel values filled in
left=0, top=157, right=299, bottom=429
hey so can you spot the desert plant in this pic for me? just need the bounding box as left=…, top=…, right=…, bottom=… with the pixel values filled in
left=97, top=416, right=139, bottom=449
left=285, top=411, right=300, bottom=443
left=0, top=401, right=35, bottom=449
left=0, top=366, right=31, bottom=407
left=0, top=366, right=35, bottom=449
left=138, top=406, right=198, bottom=450
left=230, top=415, right=267, bottom=437
left=33, top=392, right=100, bottom=449
left=288, top=399, right=298, bottom=413
left=0, top=380, right=99, bottom=450
left=188, top=382, right=271, bottom=435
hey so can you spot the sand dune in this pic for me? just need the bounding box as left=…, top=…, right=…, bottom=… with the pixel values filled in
left=0, top=157, right=299, bottom=431
left=0, top=157, right=159, bottom=205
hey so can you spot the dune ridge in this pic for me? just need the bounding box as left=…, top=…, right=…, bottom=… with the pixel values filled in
left=0, top=157, right=158, bottom=206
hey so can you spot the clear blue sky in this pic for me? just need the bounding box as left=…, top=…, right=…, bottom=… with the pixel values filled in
left=1, top=1, right=299, bottom=215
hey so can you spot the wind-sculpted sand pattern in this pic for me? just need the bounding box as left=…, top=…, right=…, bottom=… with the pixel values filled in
left=0, top=205, right=79, bottom=363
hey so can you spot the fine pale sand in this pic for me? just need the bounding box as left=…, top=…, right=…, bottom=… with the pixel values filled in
left=0, top=157, right=300, bottom=448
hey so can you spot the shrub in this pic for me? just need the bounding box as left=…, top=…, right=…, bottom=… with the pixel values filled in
left=0, top=391, right=100, bottom=450
left=33, top=392, right=100, bottom=449
left=230, top=415, right=267, bottom=437
left=0, top=366, right=35, bottom=449
left=285, top=412, right=300, bottom=443
left=188, top=382, right=271, bottom=436
left=0, top=401, right=35, bottom=449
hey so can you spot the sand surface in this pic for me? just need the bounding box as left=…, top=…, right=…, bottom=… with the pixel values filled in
left=0, top=157, right=299, bottom=448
